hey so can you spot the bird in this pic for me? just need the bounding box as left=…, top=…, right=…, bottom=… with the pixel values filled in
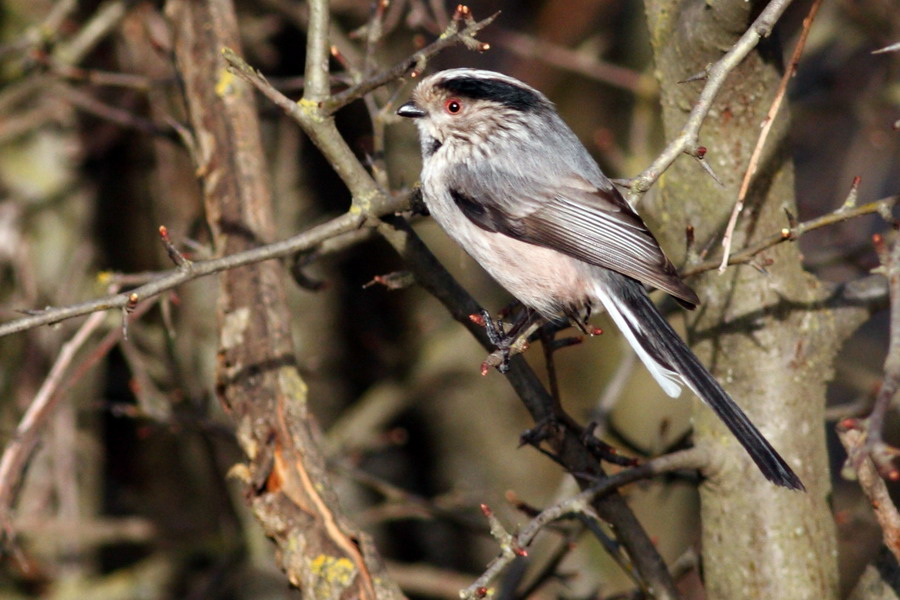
left=396, top=68, right=804, bottom=491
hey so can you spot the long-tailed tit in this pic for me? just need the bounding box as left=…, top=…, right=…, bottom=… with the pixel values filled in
left=397, top=68, right=803, bottom=490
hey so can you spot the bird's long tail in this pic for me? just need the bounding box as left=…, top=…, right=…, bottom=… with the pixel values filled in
left=593, top=276, right=804, bottom=491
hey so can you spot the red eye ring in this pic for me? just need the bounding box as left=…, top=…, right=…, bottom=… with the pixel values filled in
left=444, top=98, right=463, bottom=114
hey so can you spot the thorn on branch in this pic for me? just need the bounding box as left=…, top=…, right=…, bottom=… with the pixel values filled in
left=408, top=55, right=427, bottom=79
left=872, top=41, right=900, bottom=55
left=519, top=417, right=564, bottom=451
left=330, top=45, right=352, bottom=72
left=696, top=156, right=723, bottom=187
left=748, top=256, right=774, bottom=274
left=581, top=424, right=640, bottom=467
left=505, top=490, right=542, bottom=518
left=362, top=271, right=415, bottom=290
left=780, top=209, right=797, bottom=241
left=840, top=176, right=862, bottom=211
left=687, top=145, right=722, bottom=186
left=678, top=65, right=710, bottom=84
left=480, top=502, right=515, bottom=546
left=784, top=207, right=799, bottom=230
left=159, top=226, right=192, bottom=271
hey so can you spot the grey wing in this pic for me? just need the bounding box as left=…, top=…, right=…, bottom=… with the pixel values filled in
left=448, top=164, right=700, bottom=307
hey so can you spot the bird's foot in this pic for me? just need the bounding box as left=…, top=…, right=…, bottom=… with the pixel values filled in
left=470, top=309, right=518, bottom=374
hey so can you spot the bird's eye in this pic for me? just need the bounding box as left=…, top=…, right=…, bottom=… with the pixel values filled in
left=444, top=98, right=463, bottom=115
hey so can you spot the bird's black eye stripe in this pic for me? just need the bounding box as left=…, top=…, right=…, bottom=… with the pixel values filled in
left=436, top=77, right=545, bottom=113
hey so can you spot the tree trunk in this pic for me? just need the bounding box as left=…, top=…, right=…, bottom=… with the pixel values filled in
left=166, top=0, right=402, bottom=597
left=643, top=1, right=862, bottom=597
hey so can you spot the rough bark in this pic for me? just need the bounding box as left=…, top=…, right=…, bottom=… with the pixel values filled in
left=166, top=0, right=402, bottom=598
left=643, top=0, right=867, bottom=597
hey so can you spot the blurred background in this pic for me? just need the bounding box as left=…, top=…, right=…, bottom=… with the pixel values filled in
left=0, top=0, right=898, bottom=598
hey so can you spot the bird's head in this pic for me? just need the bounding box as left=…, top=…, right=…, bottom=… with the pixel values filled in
left=397, top=69, right=553, bottom=156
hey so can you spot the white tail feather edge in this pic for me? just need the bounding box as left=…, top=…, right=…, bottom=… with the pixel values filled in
left=592, top=286, right=684, bottom=398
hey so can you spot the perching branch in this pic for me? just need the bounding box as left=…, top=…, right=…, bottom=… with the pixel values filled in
left=373, top=216, right=681, bottom=600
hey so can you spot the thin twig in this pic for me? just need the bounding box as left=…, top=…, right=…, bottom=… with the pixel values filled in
left=0, top=212, right=371, bottom=338
left=862, top=231, right=900, bottom=478
left=224, top=47, right=396, bottom=215
left=323, top=6, right=497, bottom=114
left=682, top=192, right=898, bottom=278
left=361, top=1, right=393, bottom=189
left=0, top=311, right=106, bottom=515
left=0, top=297, right=159, bottom=525
left=0, top=0, right=77, bottom=60
left=491, top=28, right=651, bottom=96
left=53, top=0, right=131, bottom=66
left=837, top=425, right=900, bottom=564
left=872, top=41, right=900, bottom=55
left=46, top=58, right=158, bottom=91
left=718, top=0, right=823, bottom=272
left=461, top=447, right=711, bottom=598
left=56, top=83, right=176, bottom=139
left=222, top=10, right=494, bottom=218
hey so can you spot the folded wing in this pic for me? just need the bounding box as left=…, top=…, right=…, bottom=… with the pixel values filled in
left=447, top=164, right=699, bottom=307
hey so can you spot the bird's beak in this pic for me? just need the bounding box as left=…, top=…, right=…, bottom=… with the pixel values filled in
left=397, top=101, right=426, bottom=118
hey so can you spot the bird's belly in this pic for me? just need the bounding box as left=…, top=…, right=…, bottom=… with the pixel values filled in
left=425, top=195, right=591, bottom=318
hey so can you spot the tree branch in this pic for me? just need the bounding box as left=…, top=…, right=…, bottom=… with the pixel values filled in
left=627, top=0, right=795, bottom=201
left=0, top=212, right=368, bottom=338
left=462, top=447, right=711, bottom=599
